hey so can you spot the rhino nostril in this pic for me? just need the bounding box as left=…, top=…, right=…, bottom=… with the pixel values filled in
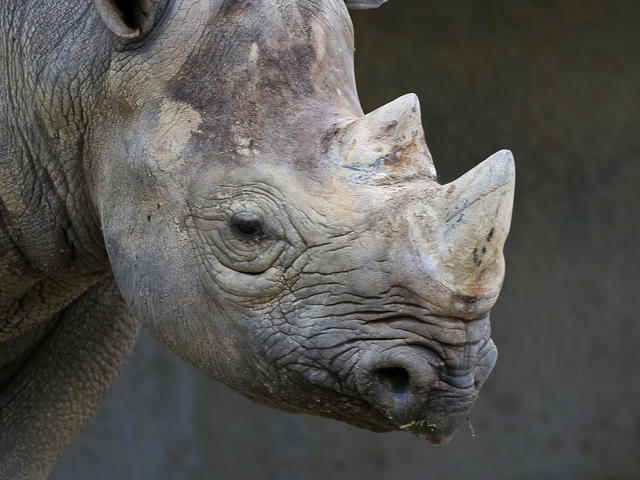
left=374, top=367, right=410, bottom=395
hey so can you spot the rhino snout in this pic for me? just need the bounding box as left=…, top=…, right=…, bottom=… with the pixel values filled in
left=356, top=342, right=494, bottom=445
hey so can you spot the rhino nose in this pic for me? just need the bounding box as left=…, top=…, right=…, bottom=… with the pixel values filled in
left=374, top=366, right=412, bottom=396
left=358, top=346, right=474, bottom=443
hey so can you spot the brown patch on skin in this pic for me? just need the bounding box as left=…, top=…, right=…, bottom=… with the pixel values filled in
left=365, top=130, right=431, bottom=185
left=273, top=166, right=360, bottom=223
left=138, top=191, right=169, bottom=214
left=459, top=278, right=499, bottom=299
left=381, top=131, right=422, bottom=169
left=149, top=99, right=202, bottom=173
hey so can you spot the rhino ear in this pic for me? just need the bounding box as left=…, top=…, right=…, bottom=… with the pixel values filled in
left=345, top=0, right=388, bottom=9
left=94, top=0, right=153, bottom=39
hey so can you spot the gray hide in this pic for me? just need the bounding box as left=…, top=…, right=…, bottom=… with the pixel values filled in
left=0, top=0, right=514, bottom=478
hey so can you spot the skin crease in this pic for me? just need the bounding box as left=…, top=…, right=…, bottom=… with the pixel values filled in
left=0, top=0, right=514, bottom=478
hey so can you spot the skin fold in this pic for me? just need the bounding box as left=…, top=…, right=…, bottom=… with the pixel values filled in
left=0, top=0, right=514, bottom=478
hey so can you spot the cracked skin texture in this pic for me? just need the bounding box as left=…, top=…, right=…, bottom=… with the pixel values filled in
left=0, top=0, right=513, bottom=478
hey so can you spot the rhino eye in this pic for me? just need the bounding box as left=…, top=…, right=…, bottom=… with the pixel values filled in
left=231, top=212, right=265, bottom=238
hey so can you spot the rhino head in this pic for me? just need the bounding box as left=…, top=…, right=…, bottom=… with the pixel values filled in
left=90, top=0, right=514, bottom=444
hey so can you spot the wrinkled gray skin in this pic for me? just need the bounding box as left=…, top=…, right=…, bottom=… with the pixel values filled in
left=0, top=0, right=514, bottom=478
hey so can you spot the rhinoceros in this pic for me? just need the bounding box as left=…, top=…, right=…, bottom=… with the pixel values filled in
left=0, top=0, right=515, bottom=477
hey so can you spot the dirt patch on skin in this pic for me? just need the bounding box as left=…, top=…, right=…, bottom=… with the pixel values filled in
left=149, top=99, right=202, bottom=173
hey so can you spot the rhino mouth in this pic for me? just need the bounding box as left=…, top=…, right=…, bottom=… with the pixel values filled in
left=353, top=342, right=480, bottom=441
left=283, top=368, right=477, bottom=445
left=258, top=313, right=494, bottom=444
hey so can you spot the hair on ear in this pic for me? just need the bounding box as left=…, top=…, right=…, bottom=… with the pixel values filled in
left=94, top=0, right=153, bottom=39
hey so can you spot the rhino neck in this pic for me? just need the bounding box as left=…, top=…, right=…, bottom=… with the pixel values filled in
left=0, top=2, right=112, bottom=340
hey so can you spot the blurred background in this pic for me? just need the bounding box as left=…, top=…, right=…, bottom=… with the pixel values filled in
left=52, top=0, right=640, bottom=478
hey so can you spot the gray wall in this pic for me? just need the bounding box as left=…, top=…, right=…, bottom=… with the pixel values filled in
left=52, top=1, right=640, bottom=478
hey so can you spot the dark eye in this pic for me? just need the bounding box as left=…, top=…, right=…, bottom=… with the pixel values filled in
left=230, top=212, right=265, bottom=238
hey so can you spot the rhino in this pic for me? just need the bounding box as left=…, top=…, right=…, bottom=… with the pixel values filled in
left=0, top=0, right=515, bottom=477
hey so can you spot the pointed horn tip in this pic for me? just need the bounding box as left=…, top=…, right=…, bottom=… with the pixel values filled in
left=393, top=92, right=420, bottom=114
left=399, top=92, right=419, bottom=105
left=443, top=149, right=515, bottom=190
left=476, top=149, right=516, bottom=189
left=489, top=149, right=515, bottom=176
left=364, top=93, right=420, bottom=118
